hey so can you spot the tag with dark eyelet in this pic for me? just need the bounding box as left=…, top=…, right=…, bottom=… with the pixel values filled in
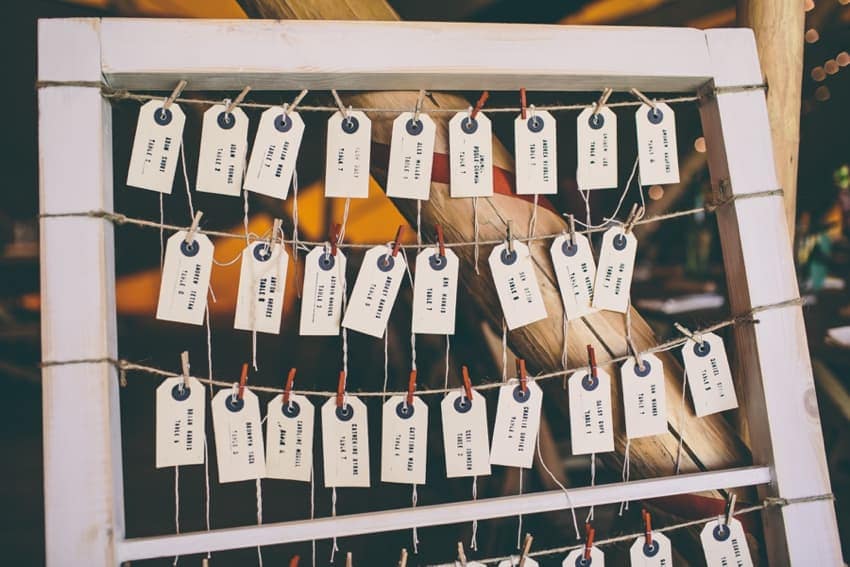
left=217, top=111, right=236, bottom=130
left=318, top=253, right=335, bottom=271
left=341, top=116, right=360, bottom=134
left=512, top=384, right=531, bottom=403
left=335, top=403, right=354, bottom=421
left=395, top=401, right=416, bottom=420
left=405, top=119, right=423, bottom=136
left=694, top=341, right=711, bottom=358
left=377, top=254, right=395, bottom=272
left=180, top=240, right=200, bottom=257
left=647, top=107, right=664, bottom=125
left=171, top=384, right=191, bottom=401
left=634, top=359, right=652, bottom=377
left=643, top=541, right=660, bottom=557
left=225, top=396, right=244, bottom=413
left=582, top=373, right=599, bottom=391
left=428, top=254, right=447, bottom=271
left=461, top=117, right=478, bottom=134
left=253, top=244, right=272, bottom=262
left=274, top=113, right=293, bottom=133
left=713, top=524, right=731, bottom=542
left=575, top=556, right=592, bottom=567
left=588, top=112, right=604, bottom=130
left=613, top=233, right=628, bottom=251
left=155, top=107, right=173, bottom=126
left=562, top=240, right=578, bottom=257
left=500, top=248, right=518, bottom=266
left=281, top=400, right=301, bottom=418
left=453, top=395, right=472, bottom=414
left=527, top=116, right=545, bottom=133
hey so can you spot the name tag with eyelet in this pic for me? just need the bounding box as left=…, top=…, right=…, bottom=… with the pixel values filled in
left=550, top=233, right=597, bottom=320
left=568, top=367, right=614, bottom=455
left=412, top=247, right=459, bottom=335
left=630, top=532, right=672, bottom=566
left=514, top=109, right=557, bottom=195
left=342, top=245, right=406, bottom=338
left=621, top=354, right=668, bottom=439
left=211, top=388, right=265, bottom=483
left=156, top=230, right=214, bottom=326
left=197, top=104, right=249, bottom=196
left=387, top=112, right=436, bottom=200
left=700, top=518, right=753, bottom=567
left=322, top=396, right=370, bottom=487
left=265, top=393, right=314, bottom=482
left=449, top=111, right=493, bottom=197
left=592, top=226, right=637, bottom=313
left=577, top=106, right=617, bottom=190
left=127, top=99, right=186, bottom=193
left=681, top=332, right=738, bottom=417
left=441, top=390, right=491, bottom=478
left=489, top=381, right=543, bottom=468
left=635, top=102, right=679, bottom=186
left=234, top=241, right=289, bottom=334
left=325, top=110, right=371, bottom=198
left=381, top=395, right=428, bottom=485
left=300, top=246, right=347, bottom=336
left=489, top=241, right=547, bottom=330
left=156, top=376, right=206, bottom=468
left=562, top=547, right=604, bottom=566
left=498, top=558, right=539, bottom=567
left=244, top=107, right=305, bottom=200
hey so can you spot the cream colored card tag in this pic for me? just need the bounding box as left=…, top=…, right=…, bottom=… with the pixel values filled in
left=412, top=247, right=459, bottom=335
left=621, top=354, right=668, bottom=439
left=449, top=111, right=493, bottom=197
left=156, top=231, right=213, bottom=326
left=514, top=109, right=557, bottom=195
left=387, top=112, right=436, bottom=200
left=489, top=241, right=547, bottom=330
left=127, top=100, right=185, bottom=193
left=700, top=518, right=753, bottom=567
left=381, top=395, right=428, bottom=485
left=681, top=332, right=738, bottom=417
left=568, top=368, right=614, bottom=455
left=551, top=233, right=597, bottom=320
left=498, top=558, right=539, bottom=567
left=325, top=110, right=371, bottom=199
left=576, top=106, right=618, bottom=190
left=196, top=105, right=249, bottom=196
left=630, top=532, right=673, bottom=566
left=321, top=396, right=370, bottom=487
left=342, top=246, right=406, bottom=338
left=234, top=241, right=289, bottom=335
left=299, top=246, right=347, bottom=336
left=211, top=388, right=266, bottom=483
left=592, top=227, right=637, bottom=313
left=635, top=102, right=680, bottom=186
left=489, top=381, right=543, bottom=468
left=441, top=390, right=491, bottom=478
left=265, top=393, right=314, bottom=482
left=156, top=376, right=205, bottom=468
left=244, top=108, right=305, bottom=200
left=562, top=547, right=604, bottom=566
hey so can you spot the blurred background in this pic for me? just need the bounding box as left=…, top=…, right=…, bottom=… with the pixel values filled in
left=4, top=0, right=850, bottom=565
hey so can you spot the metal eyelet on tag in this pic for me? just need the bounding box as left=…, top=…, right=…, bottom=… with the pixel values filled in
left=180, top=240, right=199, bottom=257
left=341, top=116, right=359, bottom=134
left=634, top=359, right=652, bottom=377
left=217, top=111, right=236, bottom=130
left=512, top=384, right=531, bottom=403
left=273, top=113, right=292, bottom=133
left=582, top=373, right=599, bottom=391
left=588, top=113, right=604, bottom=130
left=225, top=396, right=244, bottom=412
left=562, top=240, right=579, bottom=257
left=713, top=524, right=730, bottom=541
left=428, top=253, right=446, bottom=270
left=377, top=254, right=395, bottom=272
left=694, top=341, right=711, bottom=357
left=643, top=541, right=660, bottom=557
left=500, top=248, right=517, bottom=265
left=647, top=107, right=664, bottom=125
left=318, top=252, right=335, bottom=270
left=454, top=395, right=472, bottom=413
left=395, top=401, right=415, bottom=419
left=613, top=233, right=628, bottom=250
left=155, top=108, right=173, bottom=126
left=281, top=400, right=301, bottom=418
left=171, top=384, right=191, bottom=401
left=461, top=117, right=478, bottom=134
left=252, top=244, right=272, bottom=262
left=336, top=403, right=354, bottom=421
left=405, top=119, right=423, bottom=135
left=527, top=116, right=544, bottom=133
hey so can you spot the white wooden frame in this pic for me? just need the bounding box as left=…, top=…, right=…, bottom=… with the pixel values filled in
left=38, top=18, right=841, bottom=566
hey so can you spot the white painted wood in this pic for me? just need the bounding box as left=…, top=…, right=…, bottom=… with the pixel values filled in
left=116, top=466, right=771, bottom=561
left=38, top=19, right=123, bottom=567
left=99, top=19, right=712, bottom=91
left=700, top=28, right=841, bottom=566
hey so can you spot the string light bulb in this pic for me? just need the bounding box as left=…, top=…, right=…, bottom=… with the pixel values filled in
left=805, top=29, right=820, bottom=43
left=824, top=59, right=839, bottom=75
left=811, top=66, right=826, bottom=82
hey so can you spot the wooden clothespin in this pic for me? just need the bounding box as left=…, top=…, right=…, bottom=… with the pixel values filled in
left=288, top=555, right=300, bottom=567
left=398, top=548, right=408, bottom=567
left=586, top=345, right=598, bottom=378
left=461, top=365, right=475, bottom=402
left=271, top=218, right=283, bottom=245
left=506, top=220, right=515, bottom=254
left=391, top=225, right=405, bottom=257
left=623, top=203, right=644, bottom=234
left=583, top=523, right=595, bottom=561
left=591, top=88, right=613, bottom=118
left=674, top=322, right=704, bottom=346
left=237, top=363, right=249, bottom=401
left=435, top=224, right=446, bottom=259
left=518, top=533, right=534, bottom=567
left=413, top=89, right=426, bottom=123
left=516, top=358, right=528, bottom=393
left=406, top=370, right=417, bottom=408
left=179, top=351, right=190, bottom=392
left=286, top=89, right=309, bottom=115
left=224, top=86, right=251, bottom=116
left=185, top=211, right=203, bottom=245
left=457, top=541, right=468, bottom=566
left=469, top=91, right=489, bottom=121
left=329, top=223, right=341, bottom=257
left=629, top=88, right=657, bottom=109
left=283, top=368, right=296, bottom=407
left=162, top=80, right=187, bottom=111
left=723, top=493, right=737, bottom=527
left=642, top=509, right=653, bottom=547
left=567, top=214, right=577, bottom=247
left=520, top=88, right=528, bottom=120
left=345, top=551, right=353, bottom=567
left=336, top=370, right=347, bottom=409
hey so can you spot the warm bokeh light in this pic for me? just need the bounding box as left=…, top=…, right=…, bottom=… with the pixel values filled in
left=804, top=28, right=820, bottom=43
left=837, top=52, right=850, bottom=67
left=804, top=0, right=815, bottom=11
left=811, top=66, right=827, bottom=81
left=693, top=136, right=706, bottom=153
left=815, top=86, right=831, bottom=102
left=825, top=59, right=839, bottom=75
left=648, top=185, right=664, bottom=201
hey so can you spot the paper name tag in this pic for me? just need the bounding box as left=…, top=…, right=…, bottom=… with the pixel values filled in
left=234, top=242, right=289, bottom=334
left=681, top=332, right=738, bottom=417
left=489, top=381, right=542, bottom=468
left=562, top=547, right=603, bottom=566
left=386, top=112, right=436, bottom=200
left=635, top=102, right=680, bottom=186
left=156, top=376, right=205, bottom=468
left=592, top=227, right=637, bottom=313
left=441, top=390, right=491, bottom=478
left=577, top=106, right=618, bottom=190
left=265, top=393, right=314, bottom=482
left=156, top=231, right=213, bottom=326
left=127, top=100, right=185, bottom=193
left=514, top=110, right=557, bottom=195
left=325, top=110, right=371, bottom=199
left=568, top=367, right=614, bottom=455
left=244, top=108, right=305, bottom=200
left=498, top=558, right=539, bottom=567
left=700, top=518, right=753, bottom=567
left=211, top=388, right=266, bottom=483
left=449, top=111, right=493, bottom=197
left=321, top=396, right=370, bottom=487
left=630, top=532, right=673, bottom=566
left=489, top=242, right=547, bottom=330
left=300, top=246, right=347, bottom=336
left=196, top=104, right=248, bottom=196
left=621, top=354, right=668, bottom=439
left=551, top=233, right=597, bottom=320
left=412, top=247, right=459, bottom=335
left=342, top=246, right=406, bottom=338
left=381, top=395, right=428, bottom=485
